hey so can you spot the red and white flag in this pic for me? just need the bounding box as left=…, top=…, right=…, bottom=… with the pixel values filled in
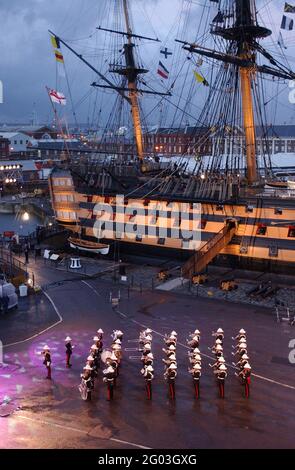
left=49, top=89, right=67, bottom=105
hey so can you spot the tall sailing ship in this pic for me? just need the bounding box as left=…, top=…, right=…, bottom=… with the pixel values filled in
left=49, top=0, right=295, bottom=276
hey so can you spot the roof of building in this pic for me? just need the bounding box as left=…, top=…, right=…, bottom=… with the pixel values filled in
left=0, top=125, right=55, bottom=133
left=34, top=140, right=92, bottom=151
left=0, top=132, right=31, bottom=139
left=256, top=125, right=295, bottom=138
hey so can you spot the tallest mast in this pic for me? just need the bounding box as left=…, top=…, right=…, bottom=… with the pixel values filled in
left=122, top=0, right=144, bottom=160
left=213, top=0, right=271, bottom=184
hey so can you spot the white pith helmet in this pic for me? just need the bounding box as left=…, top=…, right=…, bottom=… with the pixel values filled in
left=83, top=364, right=93, bottom=371
left=43, top=345, right=50, bottom=351
left=193, top=363, right=201, bottom=370
left=215, top=345, right=223, bottom=351
left=169, top=363, right=177, bottom=369
left=97, top=328, right=104, bottom=334
left=238, top=337, right=247, bottom=343
left=171, top=331, right=177, bottom=336
left=241, top=354, right=249, bottom=360
left=192, top=354, right=201, bottom=361
left=215, top=339, right=222, bottom=345
left=116, top=330, right=123, bottom=335
left=146, top=353, right=154, bottom=359
left=145, top=334, right=153, bottom=341
left=193, top=347, right=200, bottom=354
left=145, top=328, right=152, bottom=333
left=65, top=336, right=72, bottom=342
left=192, top=335, right=199, bottom=341
left=219, top=364, right=227, bottom=371
left=93, top=336, right=99, bottom=342
left=194, top=329, right=200, bottom=334
left=217, top=328, right=224, bottom=333
left=90, top=344, right=98, bottom=350
left=87, top=355, right=94, bottom=361
left=168, top=354, right=176, bottom=360
left=238, top=343, right=247, bottom=349
left=114, top=339, right=121, bottom=344
left=244, top=363, right=251, bottom=370
left=168, top=345, right=176, bottom=351
left=239, top=329, right=246, bottom=334
left=218, top=357, right=226, bottom=363
left=144, top=343, right=151, bottom=350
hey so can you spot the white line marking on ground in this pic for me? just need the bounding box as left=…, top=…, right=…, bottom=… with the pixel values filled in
left=81, top=280, right=102, bottom=298
left=15, top=414, right=150, bottom=449
left=110, top=437, right=151, bottom=450
left=3, top=291, right=63, bottom=349
left=116, top=310, right=295, bottom=392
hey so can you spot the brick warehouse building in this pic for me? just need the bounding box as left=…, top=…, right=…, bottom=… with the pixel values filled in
left=142, top=125, right=295, bottom=157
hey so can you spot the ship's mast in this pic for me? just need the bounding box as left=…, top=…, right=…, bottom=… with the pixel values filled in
left=217, top=0, right=273, bottom=184
left=178, top=0, right=289, bottom=185
left=122, top=0, right=144, bottom=160
left=237, top=0, right=259, bottom=184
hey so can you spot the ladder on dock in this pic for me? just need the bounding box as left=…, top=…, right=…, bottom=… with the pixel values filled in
left=182, top=219, right=237, bottom=279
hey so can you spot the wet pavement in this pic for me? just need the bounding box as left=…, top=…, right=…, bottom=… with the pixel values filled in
left=0, top=273, right=295, bottom=449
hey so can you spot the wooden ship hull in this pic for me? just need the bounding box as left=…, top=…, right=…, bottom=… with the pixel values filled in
left=49, top=167, right=295, bottom=274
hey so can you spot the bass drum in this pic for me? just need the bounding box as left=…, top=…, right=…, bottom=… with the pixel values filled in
left=101, top=349, right=113, bottom=364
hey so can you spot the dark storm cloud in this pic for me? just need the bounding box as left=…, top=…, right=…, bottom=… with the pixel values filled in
left=0, top=0, right=293, bottom=124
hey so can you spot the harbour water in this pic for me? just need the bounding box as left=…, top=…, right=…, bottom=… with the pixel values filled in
left=0, top=213, right=42, bottom=236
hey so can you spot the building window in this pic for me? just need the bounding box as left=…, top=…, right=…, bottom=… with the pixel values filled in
left=288, top=226, right=295, bottom=238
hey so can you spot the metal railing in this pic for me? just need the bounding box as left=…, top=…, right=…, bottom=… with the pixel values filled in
left=0, top=246, right=28, bottom=278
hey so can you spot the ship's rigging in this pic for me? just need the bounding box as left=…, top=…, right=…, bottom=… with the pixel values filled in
left=49, top=0, right=295, bottom=191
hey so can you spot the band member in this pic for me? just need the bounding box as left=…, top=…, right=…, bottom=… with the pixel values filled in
left=42, top=345, right=52, bottom=380
left=65, top=336, right=73, bottom=368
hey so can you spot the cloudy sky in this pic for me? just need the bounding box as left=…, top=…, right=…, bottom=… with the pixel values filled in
left=0, top=0, right=294, bottom=127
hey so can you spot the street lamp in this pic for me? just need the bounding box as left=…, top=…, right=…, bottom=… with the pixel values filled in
left=22, top=212, right=30, bottom=222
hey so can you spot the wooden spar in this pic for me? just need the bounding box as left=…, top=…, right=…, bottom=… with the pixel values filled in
left=240, top=66, right=257, bottom=184
left=123, top=0, right=144, bottom=161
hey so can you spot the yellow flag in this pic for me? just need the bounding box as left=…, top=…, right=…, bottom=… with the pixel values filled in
left=194, top=70, right=209, bottom=87
left=50, top=35, right=60, bottom=49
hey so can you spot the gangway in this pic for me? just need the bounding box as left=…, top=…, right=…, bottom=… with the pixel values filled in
left=182, top=218, right=237, bottom=279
